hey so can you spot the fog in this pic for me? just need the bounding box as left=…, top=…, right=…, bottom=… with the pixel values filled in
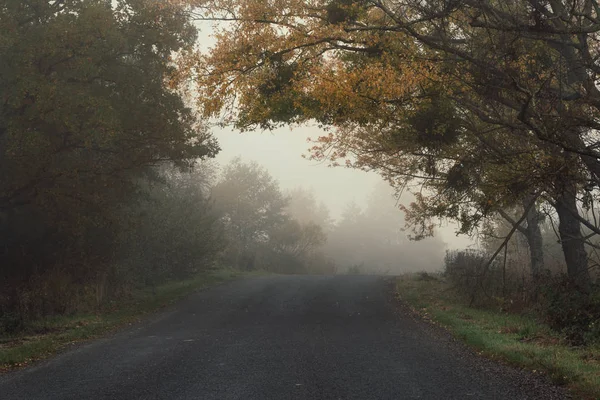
left=212, top=124, right=475, bottom=273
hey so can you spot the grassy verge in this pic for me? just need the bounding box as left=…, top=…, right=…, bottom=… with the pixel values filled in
left=0, top=268, right=263, bottom=372
left=396, top=274, right=600, bottom=400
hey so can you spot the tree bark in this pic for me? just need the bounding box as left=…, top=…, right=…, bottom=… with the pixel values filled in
left=523, top=197, right=545, bottom=282
left=555, top=185, right=591, bottom=292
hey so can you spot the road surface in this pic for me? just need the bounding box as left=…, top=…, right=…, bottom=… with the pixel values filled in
left=0, top=275, right=566, bottom=399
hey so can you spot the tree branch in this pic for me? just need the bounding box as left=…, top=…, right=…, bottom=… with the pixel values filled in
left=497, top=208, right=528, bottom=235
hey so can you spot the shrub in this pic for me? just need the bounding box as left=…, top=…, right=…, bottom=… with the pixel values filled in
left=444, top=249, right=496, bottom=304
left=541, top=278, right=600, bottom=345
left=0, top=312, right=22, bottom=335
left=444, top=248, right=533, bottom=308
left=416, top=271, right=438, bottom=281
left=347, top=263, right=364, bottom=274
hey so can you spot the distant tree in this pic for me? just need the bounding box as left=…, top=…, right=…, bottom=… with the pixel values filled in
left=270, top=220, right=327, bottom=257
left=286, top=187, right=333, bottom=231
left=325, top=201, right=367, bottom=270
left=212, top=158, right=289, bottom=269
left=266, top=219, right=328, bottom=273
left=211, top=159, right=335, bottom=273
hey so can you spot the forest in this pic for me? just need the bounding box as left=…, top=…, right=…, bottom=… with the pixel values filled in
left=1, top=0, right=600, bottom=355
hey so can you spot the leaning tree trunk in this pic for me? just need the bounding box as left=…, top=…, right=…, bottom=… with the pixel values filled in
left=555, top=185, right=591, bottom=293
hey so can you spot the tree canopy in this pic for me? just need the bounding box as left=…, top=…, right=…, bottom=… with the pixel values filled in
left=0, top=0, right=217, bottom=218
left=184, top=0, right=600, bottom=290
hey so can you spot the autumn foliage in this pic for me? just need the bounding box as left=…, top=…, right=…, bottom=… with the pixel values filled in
left=181, top=0, right=600, bottom=291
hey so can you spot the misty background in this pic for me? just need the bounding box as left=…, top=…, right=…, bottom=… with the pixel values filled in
left=212, top=125, right=474, bottom=247
left=195, top=22, right=474, bottom=267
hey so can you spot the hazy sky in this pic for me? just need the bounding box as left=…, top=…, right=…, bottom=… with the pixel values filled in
left=213, top=125, right=379, bottom=214
left=212, top=124, right=475, bottom=250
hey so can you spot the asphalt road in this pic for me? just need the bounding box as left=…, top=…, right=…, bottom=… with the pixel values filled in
left=0, top=275, right=566, bottom=400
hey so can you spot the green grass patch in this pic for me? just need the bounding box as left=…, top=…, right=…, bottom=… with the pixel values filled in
left=0, top=268, right=261, bottom=372
left=396, top=274, right=600, bottom=400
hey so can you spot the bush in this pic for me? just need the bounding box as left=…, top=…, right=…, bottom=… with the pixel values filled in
left=0, top=312, right=22, bottom=335
left=541, top=278, right=600, bottom=345
left=444, top=248, right=533, bottom=308
left=416, top=271, right=438, bottom=281
left=444, top=249, right=495, bottom=304
left=347, top=263, right=365, bottom=274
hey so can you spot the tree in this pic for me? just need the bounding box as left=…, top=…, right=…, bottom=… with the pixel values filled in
left=119, top=163, right=224, bottom=288
left=0, top=0, right=216, bottom=215
left=385, top=0, right=598, bottom=291
left=186, top=0, right=599, bottom=291
left=212, top=158, right=289, bottom=269
left=285, top=187, right=333, bottom=231
left=325, top=201, right=366, bottom=270
left=0, top=0, right=218, bottom=318
left=267, top=219, right=328, bottom=273
left=211, top=159, right=333, bottom=273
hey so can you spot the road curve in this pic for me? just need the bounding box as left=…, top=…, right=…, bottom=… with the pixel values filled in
left=0, top=275, right=566, bottom=400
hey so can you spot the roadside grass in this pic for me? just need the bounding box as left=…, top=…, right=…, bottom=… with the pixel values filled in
left=396, top=274, right=600, bottom=400
left=0, top=268, right=264, bottom=372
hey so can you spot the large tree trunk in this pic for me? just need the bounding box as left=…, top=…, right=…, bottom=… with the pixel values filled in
left=555, top=186, right=591, bottom=292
